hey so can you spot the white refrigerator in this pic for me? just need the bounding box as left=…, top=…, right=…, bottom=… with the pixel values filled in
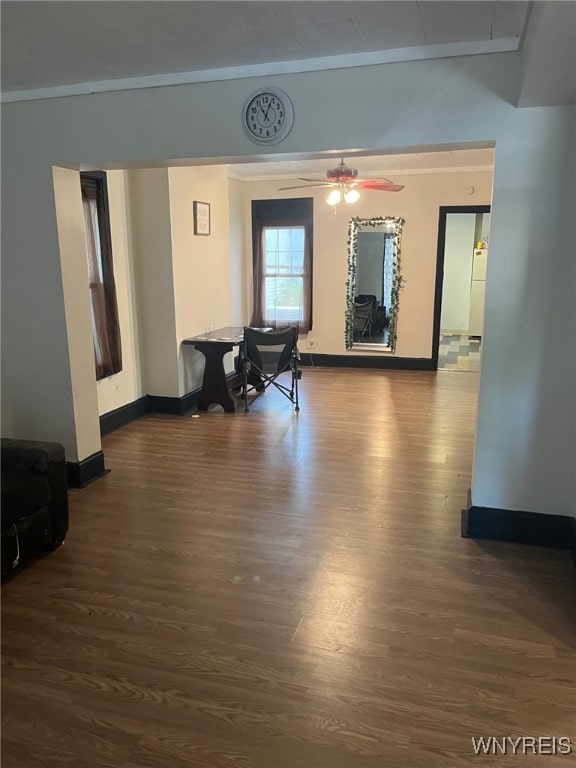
left=469, top=248, right=487, bottom=336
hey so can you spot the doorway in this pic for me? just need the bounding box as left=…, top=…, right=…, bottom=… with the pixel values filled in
left=432, top=205, right=491, bottom=371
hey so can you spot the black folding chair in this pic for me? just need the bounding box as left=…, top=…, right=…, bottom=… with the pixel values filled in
left=353, top=300, right=373, bottom=339
left=241, top=326, right=300, bottom=413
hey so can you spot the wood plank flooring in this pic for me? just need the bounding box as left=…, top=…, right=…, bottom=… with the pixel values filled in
left=2, top=368, right=575, bottom=767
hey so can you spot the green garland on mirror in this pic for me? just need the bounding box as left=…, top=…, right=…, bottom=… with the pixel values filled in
left=345, top=216, right=405, bottom=352
left=345, top=218, right=357, bottom=350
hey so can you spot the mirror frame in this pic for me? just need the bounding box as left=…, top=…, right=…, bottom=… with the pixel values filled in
left=345, top=216, right=405, bottom=352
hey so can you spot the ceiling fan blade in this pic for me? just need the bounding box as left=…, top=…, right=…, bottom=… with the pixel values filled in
left=278, top=182, right=334, bottom=191
left=357, top=179, right=404, bottom=192
left=296, top=177, right=335, bottom=184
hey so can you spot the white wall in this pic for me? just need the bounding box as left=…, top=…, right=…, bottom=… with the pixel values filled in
left=227, top=176, right=249, bottom=327
left=440, top=213, right=476, bottom=333
left=167, top=165, right=236, bottom=393
left=52, top=167, right=101, bottom=462
left=1, top=52, right=574, bottom=519
left=474, top=116, right=575, bottom=515
left=1, top=160, right=77, bottom=454
left=242, top=170, right=493, bottom=357
left=518, top=0, right=576, bottom=107
left=128, top=168, right=180, bottom=398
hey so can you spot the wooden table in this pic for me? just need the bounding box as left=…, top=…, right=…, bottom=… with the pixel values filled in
left=183, top=327, right=267, bottom=413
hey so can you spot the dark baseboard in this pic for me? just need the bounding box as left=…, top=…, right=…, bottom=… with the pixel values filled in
left=462, top=504, right=576, bottom=553
left=299, top=353, right=435, bottom=371
left=100, top=397, right=147, bottom=436
left=98, top=389, right=202, bottom=438
left=145, top=389, right=200, bottom=416
left=66, top=450, right=108, bottom=488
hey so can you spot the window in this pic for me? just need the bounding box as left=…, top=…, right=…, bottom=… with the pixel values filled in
left=80, top=172, right=122, bottom=380
left=262, top=225, right=306, bottom=326
left=251, top=198, right=313, bottom=332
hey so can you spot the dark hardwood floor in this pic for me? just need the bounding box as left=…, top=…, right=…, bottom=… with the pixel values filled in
left=2, top=368, right=575, bottom=767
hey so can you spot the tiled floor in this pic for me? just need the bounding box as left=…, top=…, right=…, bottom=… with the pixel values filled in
left=438, top=333, right=481, bottom=371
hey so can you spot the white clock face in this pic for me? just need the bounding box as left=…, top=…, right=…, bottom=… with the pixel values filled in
left=242, top=88, right=294, bottom=145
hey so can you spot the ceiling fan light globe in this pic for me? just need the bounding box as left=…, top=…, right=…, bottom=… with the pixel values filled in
left=326, top=189, right=342, bottom=206
left=344, top=189, right=360, bottom=203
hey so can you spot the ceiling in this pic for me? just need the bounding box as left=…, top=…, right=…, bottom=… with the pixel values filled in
left=2, top=1, right=530, bottom=97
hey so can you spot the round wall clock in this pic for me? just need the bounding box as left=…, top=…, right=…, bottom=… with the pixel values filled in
left=242, top=87, right=294, bottom=145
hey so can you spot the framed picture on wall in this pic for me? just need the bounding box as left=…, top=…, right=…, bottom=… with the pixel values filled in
left=193, top=201, right=211, bottom=236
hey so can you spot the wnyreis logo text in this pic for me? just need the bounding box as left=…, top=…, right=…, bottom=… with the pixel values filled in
left=472, top=736, right=572, bottom=756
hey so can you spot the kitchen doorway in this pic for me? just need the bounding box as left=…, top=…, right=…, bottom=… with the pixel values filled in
left=432, top=205, right=491, bottom=371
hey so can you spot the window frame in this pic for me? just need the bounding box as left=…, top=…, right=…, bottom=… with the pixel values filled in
left=251, top=198, right=313, bottom=332
left=80, top=171, right=122, bottom=380
left=262, top=224, right=307, bottom=326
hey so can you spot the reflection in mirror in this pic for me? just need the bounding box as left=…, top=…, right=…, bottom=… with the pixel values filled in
left=345, top=217, right=404, bottom=351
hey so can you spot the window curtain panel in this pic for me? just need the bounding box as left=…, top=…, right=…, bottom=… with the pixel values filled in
left=251, top=198, right=313, bottom=332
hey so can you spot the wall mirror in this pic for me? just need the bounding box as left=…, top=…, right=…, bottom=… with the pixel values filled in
left=345, top=216, right=405, bottom=351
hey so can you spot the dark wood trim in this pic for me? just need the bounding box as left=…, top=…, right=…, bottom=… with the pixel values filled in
left=299, top=353, right=435, bottom=371
left=462, top=504, right=576, bottom=552
left=80, top=171, right=122, bottom=380
left=100, top=398, right=147, bottom=436
left=145, top=388, right=200, bottom=416
left=251, top=198, right=314, bottom=332
left=432, top=205, right=491, bottom=369
left=66, top=451, right=108, bottom=488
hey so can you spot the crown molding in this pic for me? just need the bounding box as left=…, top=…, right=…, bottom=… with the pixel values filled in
left=1, top=38, right=519, bottom=104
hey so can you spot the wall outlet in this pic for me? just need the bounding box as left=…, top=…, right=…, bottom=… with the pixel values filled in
left=306, top=338, right=315, bottom=349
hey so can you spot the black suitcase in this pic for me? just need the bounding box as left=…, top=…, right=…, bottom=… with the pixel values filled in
left=2, top=506, right=53, bottom=577
left=1, top=439, right=69, bottom=580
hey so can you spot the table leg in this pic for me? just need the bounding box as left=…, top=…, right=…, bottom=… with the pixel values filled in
left=194, top=342, right=236, bottom=413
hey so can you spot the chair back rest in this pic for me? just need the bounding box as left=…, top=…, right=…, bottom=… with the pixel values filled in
left=243, top=326, right=298, bottom=373
left=355, top=294, right=378, bottom=309
left=353, top=301, right=372, bottom=326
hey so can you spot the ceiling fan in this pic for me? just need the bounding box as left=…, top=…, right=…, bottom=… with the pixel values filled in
left=279, top=158, right=404, bottom=205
